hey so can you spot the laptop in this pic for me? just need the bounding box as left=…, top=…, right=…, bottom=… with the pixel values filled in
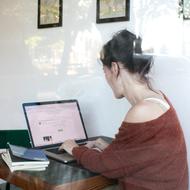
left=22, top=99, right=88, bottom=163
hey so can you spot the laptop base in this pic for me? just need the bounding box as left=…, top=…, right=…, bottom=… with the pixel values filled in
left=44, top=150, right=76, bottom=163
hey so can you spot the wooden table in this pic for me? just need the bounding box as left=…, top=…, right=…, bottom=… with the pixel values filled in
left=0, top=158, right=115, bottom=190
left=0, top=136, right=116, bottom=190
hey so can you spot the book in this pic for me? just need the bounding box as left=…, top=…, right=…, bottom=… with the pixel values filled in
left=8, top=143, right=48, bottom=161
left=2, top=153, right=47, bottom=172
left=1, top=151, right=49, bottom=172
left=2, top=150, right=49, bottom=166
left=0, top=149, right=6, bottom=154
left=1, top=143, right=49, bottom=172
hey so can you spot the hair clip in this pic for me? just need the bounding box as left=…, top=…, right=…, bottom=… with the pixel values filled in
left=133, top=36, right=142, bottom=54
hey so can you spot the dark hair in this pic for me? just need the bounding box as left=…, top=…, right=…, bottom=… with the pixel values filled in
left=100, top=29, right=153, bottom=85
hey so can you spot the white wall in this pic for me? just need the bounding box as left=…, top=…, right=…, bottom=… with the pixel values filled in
left=0, top=0, right=130, bottom=136
left=0, top=0, right=190, bottom=180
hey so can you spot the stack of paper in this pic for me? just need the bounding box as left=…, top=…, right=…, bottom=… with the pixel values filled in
left=1, top=144, right=49, bottom=172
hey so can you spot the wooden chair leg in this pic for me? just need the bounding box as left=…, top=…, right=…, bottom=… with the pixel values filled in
left=5, top=182, right=10, bottom=190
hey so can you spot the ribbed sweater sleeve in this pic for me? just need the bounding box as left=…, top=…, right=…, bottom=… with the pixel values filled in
left=72, top=97, right=188, bottom=190
left=72, top=108, right=187, bottom=181
left=72, top=144, right=126, bottom=178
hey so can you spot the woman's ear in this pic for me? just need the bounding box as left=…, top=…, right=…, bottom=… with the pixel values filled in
left=111, top=62, right=120, bottom=78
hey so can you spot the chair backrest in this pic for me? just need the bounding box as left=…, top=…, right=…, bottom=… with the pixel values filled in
left=0, top=130, right=31, bottom=148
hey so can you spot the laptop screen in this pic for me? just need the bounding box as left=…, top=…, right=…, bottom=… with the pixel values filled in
left=22, top=100, right=87, bottom=148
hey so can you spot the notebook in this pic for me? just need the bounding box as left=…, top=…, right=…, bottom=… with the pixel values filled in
left=22, top=99, right=88, bottom=163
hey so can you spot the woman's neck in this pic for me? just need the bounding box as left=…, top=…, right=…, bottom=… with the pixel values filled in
left=125, top=86, right=158, bottom=106
left=120, top=72, right=159, bottom=106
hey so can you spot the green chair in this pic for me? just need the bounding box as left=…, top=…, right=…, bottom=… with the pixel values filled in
left=0, top=130, right=31, bottom=149
left=0, top=130, right=31, bottom=190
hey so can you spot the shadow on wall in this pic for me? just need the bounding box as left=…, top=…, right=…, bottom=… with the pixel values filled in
left=0, top=0, right=101, bottom=79
left=23, top=0, right=102, bottom=78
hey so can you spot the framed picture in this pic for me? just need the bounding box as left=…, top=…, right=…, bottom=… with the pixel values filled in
left=96, top=0, right=130, bottom=23
left=183, top=0, right=190, bottom=19
left=38, top=0, right=62, bottom=28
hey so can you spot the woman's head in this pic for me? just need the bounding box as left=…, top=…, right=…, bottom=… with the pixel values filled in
left=100, top=29, right=153, bottom=85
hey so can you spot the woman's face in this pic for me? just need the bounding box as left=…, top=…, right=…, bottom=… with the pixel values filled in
left=103, top=65, right=123, bottom=99
left=103, top=65, right=112, bottom=86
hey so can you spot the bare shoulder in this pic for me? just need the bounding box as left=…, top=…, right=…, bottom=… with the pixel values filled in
left=124, top=100, right=169, bottom=123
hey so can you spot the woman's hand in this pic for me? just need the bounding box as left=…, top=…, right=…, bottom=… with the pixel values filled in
left=85, top=138, right=109, bottom=151
left=59, top=140, right=79, bottom=155
left=85, top=140, right=96, bottom=149
left=59, top=138, right=109, bottom=155
left=94, top=138, right=109, bottom=151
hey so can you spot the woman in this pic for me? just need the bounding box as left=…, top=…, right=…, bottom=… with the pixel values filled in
left=59, top=29, right=188, bottom=190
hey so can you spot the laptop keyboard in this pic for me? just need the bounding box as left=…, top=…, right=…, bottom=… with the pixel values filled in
left=47, top=147, right=65, bottom=154
left=47, top=142, right=87, bottom=154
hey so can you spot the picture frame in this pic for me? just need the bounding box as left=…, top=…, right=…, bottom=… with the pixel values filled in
left=182, top=0, right=190, bottom=20
left=96, top=0, right=130, bottom=23
left=38, top=0, right=62, bottom=29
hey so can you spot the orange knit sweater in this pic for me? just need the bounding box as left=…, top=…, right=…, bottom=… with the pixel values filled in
left=73, top=98, right=188, bottom=190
